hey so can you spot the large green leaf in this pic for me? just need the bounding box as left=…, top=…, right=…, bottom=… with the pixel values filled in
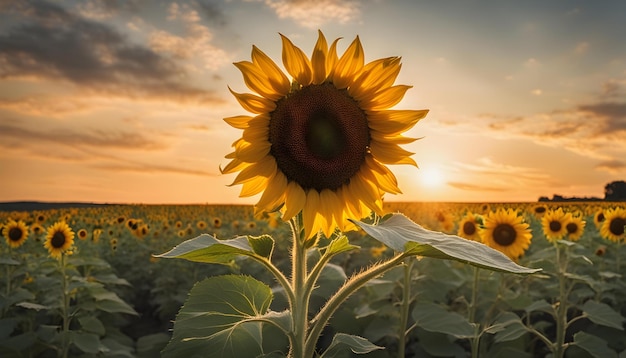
left=582, top=301, right=625, bottom=331
left=485, top=312, right=528, bottom=343
left=321, top=333, right=384, bottom=357
left=155, top=234, right=269, bottom=264
left=352, top=214, right=540, bottom=274
left=412, top=302, right=475, bottom=338
left=162, top=275, right=288, bottom=358
left=573, top=331, right=618, bottom=358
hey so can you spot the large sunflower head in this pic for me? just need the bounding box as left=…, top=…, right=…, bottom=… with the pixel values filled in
left=44, top=221, right=75, bottom=259
left=541, top=208, right=568, bottom=243
left=3, top=219, right=29, bottom=249
left=222, top=31, right=428, bottom=239
left=480, top=208, right=532, bottom=260
left=600, top=207, right=626, bottom=243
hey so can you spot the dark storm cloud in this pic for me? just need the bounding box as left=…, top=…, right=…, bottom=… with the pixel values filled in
left=0, top=0, right=223, bottom=104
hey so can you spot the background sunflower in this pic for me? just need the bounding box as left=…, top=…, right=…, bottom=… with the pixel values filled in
left=480, top=209, right=532, bottom=260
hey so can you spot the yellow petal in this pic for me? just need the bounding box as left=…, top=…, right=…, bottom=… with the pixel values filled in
left=367, top=110, right=428, bottom=135
left=280, top=33, right=312, bottom=86
left=241, top=117, right=269, bottom=142
left=370, top=140, right=417, bottom=166
left=283, top=181, right=306, bottom=220
left=332, top=36, right=364, bottom=89
left=220, top=158, right=247, bottom=174
left=364, top=155, right=402, bottom=194
left=230, top=156, right=276, bottom=185
left=235, top=139, right=271, bottom=163
left=370, top=131, right=418, bottom=145
left=239, top=176, right=270, bottom=197
left=319, top=189, right=343, bottom=237
left=360, top=85, right=412, bottom=111
left=302, top=189, right=323, bottom=239
left=255, top=171, right=287, bottom=212
left=251, top=45, right=291, bottom=96
left=224, top=115, right=254, bottom=129
left=326, top=37, right=340, bottom=82
left=229, top=87, right=276, bottom=114
left=349, top=57, right=401, bottom=100
left=311, top=30, right=329, bottom=84
left=233, top=61, right=283, bottom=101
left=349, top=173, right=383, bottom=215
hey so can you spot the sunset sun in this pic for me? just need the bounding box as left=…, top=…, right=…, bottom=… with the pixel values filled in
left=421, top=167, right=445, bottom=187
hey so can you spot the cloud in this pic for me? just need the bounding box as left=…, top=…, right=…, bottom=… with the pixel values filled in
left=595, top=159, right=626, bottom=173
left=0, top=121, right=166, bottom=151
left=0, top=0, right=224, bottom=104
left=150, top=3, right=231, bottom=71
left=447, top=182, right=508, bottom=192
left=0, top=121, right=216, bottom=177
left=446, top=157, right=556, bottom=193
left=456, top=99, right=626, bottom=165
left=75, top=0, right=140, bottom=19
left=264, top=0, right=361, bottom=28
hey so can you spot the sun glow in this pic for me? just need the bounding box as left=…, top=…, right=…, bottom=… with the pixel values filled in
left=421, top=167, right=444, bottom=187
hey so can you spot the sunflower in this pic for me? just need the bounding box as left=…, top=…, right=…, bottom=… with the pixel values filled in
left=457, top=213, right=482, bottom=241
left=541, top=208, right=568, bottom=243
left=44, top=221, right=75, bottom=259
left=434, top=210, right=454, bottom=233
left=593, top=210, right=606, bottom=229
left=4, top=219, right=29, bottom=248
left=565, top=214, right=586, bottom=242
left=221, top=30, right=428, bottom=238
left=480, top=208, right=532, bottom=260
left=77, top=229, right=88, bottom=240
left=531, top=204, right=547, bottom=218
left=600, top=207, right=626, bottom=243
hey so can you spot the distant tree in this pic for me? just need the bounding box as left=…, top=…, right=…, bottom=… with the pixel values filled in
left=604, top=180, right=626, bottom=201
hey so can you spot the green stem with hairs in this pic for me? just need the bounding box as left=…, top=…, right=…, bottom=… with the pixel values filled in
left=304, top=253, right=408, bottom=358
left=289, top=216, right=308, bottom=358
left=469, top=266, right=481, bottom=358
left=397, top=257, right=414, bottom=358
left=60, top=254, right=70, bottom=358
left=554, top=244, right=568, bottom=358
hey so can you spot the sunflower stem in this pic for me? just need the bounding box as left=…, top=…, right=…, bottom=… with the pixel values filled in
left=305, top=253, right=408, bottom=358
left=554, top=243, right=569, bottom=358
left=468, top=266, right=481, bottom=358
left=289, top=215, right=308, bottom=358
left=60, top=254, right=70, bottom=358
left=397, top=257, right=414, bottom=358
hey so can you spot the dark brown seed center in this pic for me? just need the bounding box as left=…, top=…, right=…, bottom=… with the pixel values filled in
left=549, top=221, right=562, bottom=232
left=493, top=224, right=516, bottom=246
left=566, top=222, right=578, bottom=234
left=8, top=227, right=23, bottom=242
left=51, top=231, right=66, bottom=248
left=463, top=221, right=476, bottom=236
left=269, top=83, right=369, bottom=191
left=609, top=217, right=626, bottom=236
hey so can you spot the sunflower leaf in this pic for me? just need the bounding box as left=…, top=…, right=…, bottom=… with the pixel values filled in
left=161, top=275, right=288, bottom=358
left=351, top=214, right=540, bottom=274
left=154, top=234, right=255, bottom=264
left=320, top=333, right=384, bottom=357
left=247, top=234, right=274, bottom=259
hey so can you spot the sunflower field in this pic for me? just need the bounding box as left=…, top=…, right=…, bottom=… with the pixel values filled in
left=1, top=201, right=625, bottom=357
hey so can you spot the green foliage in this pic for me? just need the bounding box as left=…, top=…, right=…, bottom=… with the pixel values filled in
left=162, top=275, right=288, bottom=358
left=352, top=214, right=541, bottom=274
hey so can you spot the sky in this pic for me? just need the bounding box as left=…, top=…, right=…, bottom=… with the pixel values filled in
left=1, top=0, right=625, bottom=205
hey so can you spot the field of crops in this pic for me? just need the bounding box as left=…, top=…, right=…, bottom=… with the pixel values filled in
left=1, top=201, right=625, bottom=357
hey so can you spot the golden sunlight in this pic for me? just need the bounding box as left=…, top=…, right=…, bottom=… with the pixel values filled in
left=420, top=167, right=445, bottom=187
